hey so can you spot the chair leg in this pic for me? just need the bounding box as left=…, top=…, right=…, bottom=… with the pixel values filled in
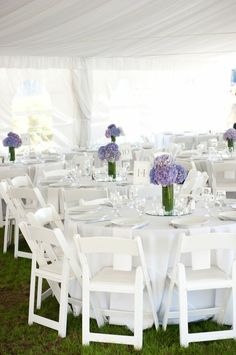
left=82, top=269, right=90, bottom=345
left=134, top=267, right=143, bottom=350
left=162, top=279, right=174, bottom=331
left=178, top=264, right=188, bottom=347
left=58, top=277, right=69, bottom=337
left=217, top=288, right=231, bottom=324
left=14, top=220, right=19, bottom=258
left=3, top=208, right=10, bottom=253
left=36, top=277, right=43, bottom=309
left=28, top=261, right=36, bottom=325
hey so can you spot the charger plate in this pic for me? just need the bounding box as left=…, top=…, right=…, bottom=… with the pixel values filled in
left=218, top=211, right=236, bottom=221
left=111, top=217, right=149, bottom=228
left=170, top=215, right=209, bottom=228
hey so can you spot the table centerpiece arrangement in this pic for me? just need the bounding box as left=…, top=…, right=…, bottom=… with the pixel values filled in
left=223, top=128, right=236, bottom=152
left=98, top=124, right=123, bottom=179
left=2, top=132, right=22, bottom=162
left=150, top=154, right=187, bottom=215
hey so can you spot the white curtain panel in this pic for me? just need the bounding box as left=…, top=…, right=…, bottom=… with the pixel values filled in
left=85, top=57, right=232, bottom=145
left=0, top=57, right=234, bottom=150
left=0, top=68, right=80, bottom=154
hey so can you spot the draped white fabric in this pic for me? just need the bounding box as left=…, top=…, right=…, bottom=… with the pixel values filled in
left=1, top=0, right=236, bottom=58
left=87, top=57, right=233, bottom=144
left=0, top=1, right=236, bottom=148
left=0, top=58, right=234, bottom=149
left=0, top=68, right=80, bottom=154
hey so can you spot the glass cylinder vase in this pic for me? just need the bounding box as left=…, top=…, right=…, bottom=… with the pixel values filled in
left=9, top=146, right=15, bottom=162
left=227, top=139, right=234, bottom=153
left=108, top=161, right=116, bottom=179
left=162, top=184, right=174, bottom=215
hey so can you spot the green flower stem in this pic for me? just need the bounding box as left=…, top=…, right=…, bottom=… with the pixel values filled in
left=111, top=136, right=116, bottom=142
left=227, top=139, right=234, bottom=152
left=108, top=161, right=116, bottom=179
left=9, top=146, right=15, bottom=162
left=162, top=184, right=174, bottom=214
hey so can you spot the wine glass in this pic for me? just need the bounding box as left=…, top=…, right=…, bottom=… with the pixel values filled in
left=135, top=198, right=146, bottom=216
left=110, top=191, right=122, bottom=217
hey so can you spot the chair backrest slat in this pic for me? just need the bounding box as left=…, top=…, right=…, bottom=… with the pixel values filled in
left=181, top=233, right=236, bottom=254
left=78, top=236, right=139, bottom=256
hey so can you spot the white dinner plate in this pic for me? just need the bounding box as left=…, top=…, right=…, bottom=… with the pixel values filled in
left=218, top=211, right=236, bottom=221
left=170, top=215, right=209, bottom=228
left=70, top=212, right=110, bottom=222
left=68, top=205, right=99, bottom=214
left=111, top=217, right=149, bottom=228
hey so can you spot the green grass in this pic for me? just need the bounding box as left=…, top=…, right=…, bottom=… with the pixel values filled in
left=1, top=229, right=236, bottom=355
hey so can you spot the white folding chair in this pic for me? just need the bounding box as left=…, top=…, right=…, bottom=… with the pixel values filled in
left=8, top=186, right=46, bottom=258
left=162, top=232, right=236, bottom=347
left=0, top=174, right=33, bottom=250
left=9, top=174, right=33, bottom=188
left=208, top=161, right=236, bottom=197
left=26, top=204, right=65, bottom=310
left=74, top=234, right=159, bottom=350
left=0, top=180, right=18, bottom=254
left=61, top=187, right=108, bottom=232
left=19, top=222, right=80, bottom=337
left=178, top=168, right=208, bottom=200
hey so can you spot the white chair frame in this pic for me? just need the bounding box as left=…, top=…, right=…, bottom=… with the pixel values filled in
left=74, top=234, right=159, bottom=350
left=162, top=232, right=236, bottom=347
left=19, top=222, right=81, bottom=337
left=9, top=186, right=46, bottom=258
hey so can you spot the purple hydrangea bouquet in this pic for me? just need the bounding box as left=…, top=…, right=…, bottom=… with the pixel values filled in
left=223, top=128, right=236, bottom=152
left=98, top=143, right=121, bottom=179
left=150, top=154, right=187, bottom=213
left=105, top=124, right=123, bottom=142
left=3, top=132, right=22, bottom=161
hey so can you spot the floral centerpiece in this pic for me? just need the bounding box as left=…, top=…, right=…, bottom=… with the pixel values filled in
left=223, top=128, right=236, bottom=152
left=105, top=124, right=123, bottom=142
left=3, top=132, right=22, bottom=162
left=150, top=154, right=187, bottom=214
left=98, top=123, right=123, bottom=178
left=98, top=143, right=121, bottom=179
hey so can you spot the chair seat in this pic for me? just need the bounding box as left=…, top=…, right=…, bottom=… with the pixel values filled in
left=90, top=267, right=144, bottom=293
left=170, top=266, right=232, bottom=291
left=37, top=260, right=75, bottom=281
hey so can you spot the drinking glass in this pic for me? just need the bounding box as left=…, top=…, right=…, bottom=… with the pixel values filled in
left=135, top=197, right=146, bottom=216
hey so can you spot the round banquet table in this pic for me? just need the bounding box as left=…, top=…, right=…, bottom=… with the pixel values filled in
left=68, top=204, right=236, bottom=329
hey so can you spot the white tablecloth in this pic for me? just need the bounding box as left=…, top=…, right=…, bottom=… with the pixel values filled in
left=68, top=206, right=236, bottom=329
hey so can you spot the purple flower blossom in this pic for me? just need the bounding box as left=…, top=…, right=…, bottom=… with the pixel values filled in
left=3, top=132, right=22, bottom=148
left=175, top=164, right=187, bottom=184
left=223, top=128, right=236, bottom=141
left=150, top=154, right=187, bottom=186
left=98, top=143, right=121, bottom=162
left=105, top=124, right=122, bottom=138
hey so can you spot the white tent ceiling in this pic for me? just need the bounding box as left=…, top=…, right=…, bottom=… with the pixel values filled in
left=1, top=0, right=236, bottom=58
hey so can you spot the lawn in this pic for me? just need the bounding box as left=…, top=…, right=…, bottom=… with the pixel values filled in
left=1, top=228, right=236, bottom=355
